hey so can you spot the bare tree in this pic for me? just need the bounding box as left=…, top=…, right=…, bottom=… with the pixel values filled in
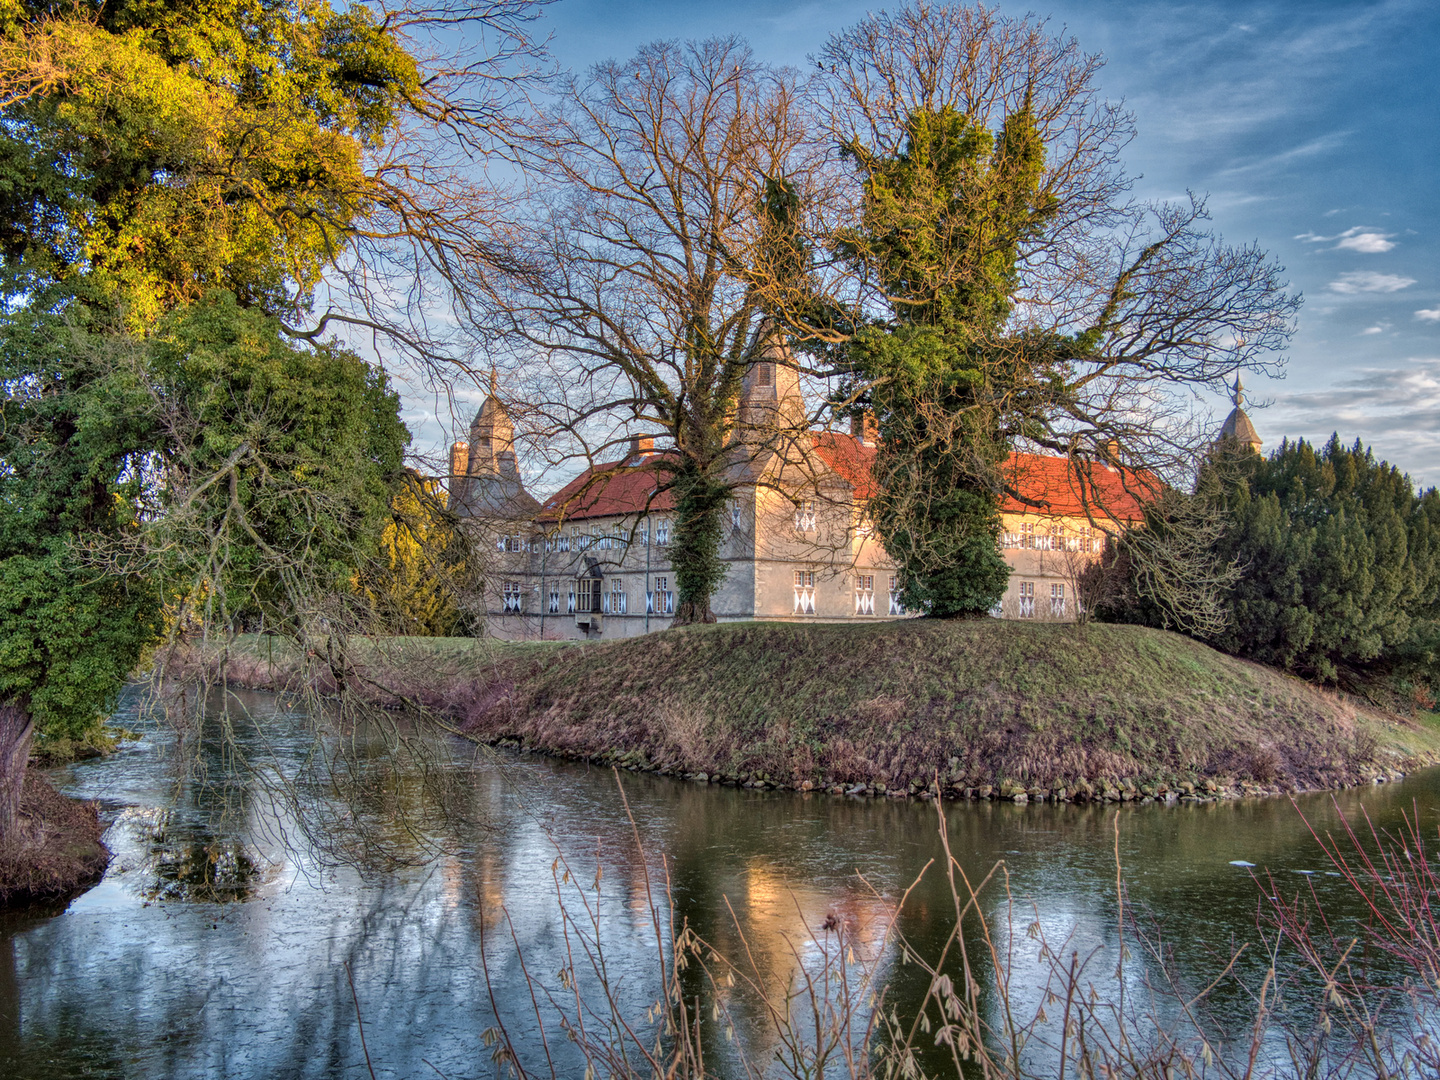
left=816, top=2, right=1299, bottom=579
left=490, top=38, right=865, bottom=623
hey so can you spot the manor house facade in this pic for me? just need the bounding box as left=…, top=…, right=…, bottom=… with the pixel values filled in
left=451, top=351, right=1188, bottom=640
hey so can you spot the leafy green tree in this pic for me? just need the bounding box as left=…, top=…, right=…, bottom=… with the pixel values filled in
left=0, top=303, right=163, bottom=832
left=358, top=474, right=475, bottom=638
left=0, top=0, right=418, bottom=326
left=147, top=292, right=409, bottom=635
left=0, top=0, right=494, bottom=842
left=841, top=105, right=1053, bottom=616
left=1208, top=437, right=1440, bottom=681
left=820, top=4, right=1299, bottom=617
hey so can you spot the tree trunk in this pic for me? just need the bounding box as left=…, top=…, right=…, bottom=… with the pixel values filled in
left=671, top=599, right=718, bottom=626
left=0, top=701, right=34, bottom=848
left=668, top=466, right=730, bottom=628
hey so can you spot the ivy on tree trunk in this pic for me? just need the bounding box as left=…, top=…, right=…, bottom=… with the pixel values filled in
left=669, top=466, right=730, bottom=625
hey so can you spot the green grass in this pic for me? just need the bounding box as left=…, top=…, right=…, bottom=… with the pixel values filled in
left=296, top=620, right=1440, bottom=793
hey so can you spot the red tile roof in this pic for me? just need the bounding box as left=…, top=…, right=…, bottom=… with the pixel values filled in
left=537, top=453, right=677, bottom=522
left=811, top=431, right=881, bottom=500
left=998, top=451, right=1157, bottom=521
left=536, top=437, right=1156, bottom=523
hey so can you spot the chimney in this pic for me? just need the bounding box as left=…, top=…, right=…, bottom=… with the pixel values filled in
left=630, top=435, right=655, bottom=458
left=449, top=441, right=470, bottom=479
left=849, top=412, right=878, bottom=447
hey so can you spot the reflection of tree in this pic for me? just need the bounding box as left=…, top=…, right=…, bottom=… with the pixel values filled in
left=0, top=924, right=128, bottom=1079
left=137, top=809, right=263, bottom=904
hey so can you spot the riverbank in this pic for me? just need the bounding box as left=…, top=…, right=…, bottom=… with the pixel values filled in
left=0, top=774, right=110, bottom=907
left=194, top=620, right=1440, bottom=805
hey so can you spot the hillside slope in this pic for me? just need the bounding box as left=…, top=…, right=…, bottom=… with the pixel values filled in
left=227, top=620, right=1440, bottom=799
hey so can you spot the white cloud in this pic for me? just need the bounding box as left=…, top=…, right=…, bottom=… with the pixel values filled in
left=1296, top=225, right=1397, bottom=253
left=1417, top=309, right=1440, bottom=322
left=1360, top=325, right=1384, bottom=335
left=1336, top=230, right=1396, bottom=253
left=1328, top=271, right=1416, bottom=294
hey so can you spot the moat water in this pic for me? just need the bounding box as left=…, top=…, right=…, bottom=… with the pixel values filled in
left=0, top=687, right=1435, bottom=1078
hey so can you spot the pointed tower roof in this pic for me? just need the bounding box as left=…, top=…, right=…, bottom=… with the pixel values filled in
left=1218, top=376, right=1262, bottom=453
left=452, top=371, right=539, bottom=520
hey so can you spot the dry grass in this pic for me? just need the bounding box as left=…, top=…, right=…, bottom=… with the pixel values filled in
left=198, top=621, right=1440, bottom=799
left=0, top=774, right=110, bottom=906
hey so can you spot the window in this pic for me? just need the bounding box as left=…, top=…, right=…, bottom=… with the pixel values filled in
left=578, top=578, right=602, bottom=614
left=557, top=532, right=571, bottom=553
left=1018, top=581, right=1035, bottom=619
left=502, top=582, right=524, bottom=613
left=794, top=499, right=817, bottom=532
left=855, top=574, right=875, bottom=615
left=639, top=521, right=650, bottom=546
left=648, top=576, right=673, bottom=615
left=1019, top=521, right=1036, bottom=549
left=548, top=587, right=560, bottom=614
left=757, top=364, right=772, bottom=387
left=1051, top=583, right=1066, bottom=617
left=730, top=498, right=742, bottom=529
left=567, top=587, right=576, bottom=614
left=888, top=575, right=905, bottom=616
left=794, top=570, right=816, bottom=615
left=655, top=518, right=671, bottom=546
left=594, top=526, right=610, bottom=551
left=604, top=578, right=627, bottom=615
left=576, top=531, right=590, bottom=551
left=1076, top=526, right=1097, bottom=554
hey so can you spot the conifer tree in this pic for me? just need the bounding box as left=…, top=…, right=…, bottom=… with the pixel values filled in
left=1209, top=437, right=1440, bottom=681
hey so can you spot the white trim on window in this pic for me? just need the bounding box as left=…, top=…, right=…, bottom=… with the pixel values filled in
left=854, top=574, right=875, bottom=615
left=794, top=500, right=817, bottom=532
left=794, top=569, right=816, bottom=614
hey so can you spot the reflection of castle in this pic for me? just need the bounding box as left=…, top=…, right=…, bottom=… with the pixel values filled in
left=452, top=350, right=1197, bottom=640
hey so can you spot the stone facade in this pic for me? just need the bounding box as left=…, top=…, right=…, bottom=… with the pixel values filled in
left=454, top=359, right=1168, bottom=640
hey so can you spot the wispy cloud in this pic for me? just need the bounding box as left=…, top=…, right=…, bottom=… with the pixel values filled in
left=1417, top=309, right=1440, bottom=322
left=1266, top=358, right=1440, bottom=480
left=1360, top=326, right=1384, bottom=335
left=1296, top=225, right=1397, bottom=253
left=1328, top=271, right=1416, bottom=294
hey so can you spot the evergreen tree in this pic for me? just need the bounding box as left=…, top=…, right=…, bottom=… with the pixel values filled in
left=0, top=0, right=432, bottom=841
left=1208, top=437, right=1440, bottom=681
left=841, top=105, right=1055, bottom=616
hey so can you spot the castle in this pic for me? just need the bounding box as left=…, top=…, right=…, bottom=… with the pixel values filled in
left=450, top=358, right=1258, bottom=640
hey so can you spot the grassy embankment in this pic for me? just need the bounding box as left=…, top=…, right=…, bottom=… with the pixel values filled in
left=214, top=619, right=1440, bottom=802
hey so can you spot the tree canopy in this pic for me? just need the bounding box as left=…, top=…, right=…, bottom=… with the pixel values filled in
left=0, top=0, right=540, bottom=839
left=819, top=5, right=1298, bottom=616
left=1208, top=437, right=1440, bottom=681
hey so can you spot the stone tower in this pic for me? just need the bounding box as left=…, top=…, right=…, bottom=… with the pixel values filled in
left=736, top=323, right=807, bottom=436
left=450, top=374, right=539, bottom=519
left=1218, top=376, right=1263, bottom=454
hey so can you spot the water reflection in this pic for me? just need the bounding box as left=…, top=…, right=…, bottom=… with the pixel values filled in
left=0, top=686, right=1434, bottom=1078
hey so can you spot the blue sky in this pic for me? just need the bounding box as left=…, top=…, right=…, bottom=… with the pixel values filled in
left=409, top=0, right=1440, bottom=483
